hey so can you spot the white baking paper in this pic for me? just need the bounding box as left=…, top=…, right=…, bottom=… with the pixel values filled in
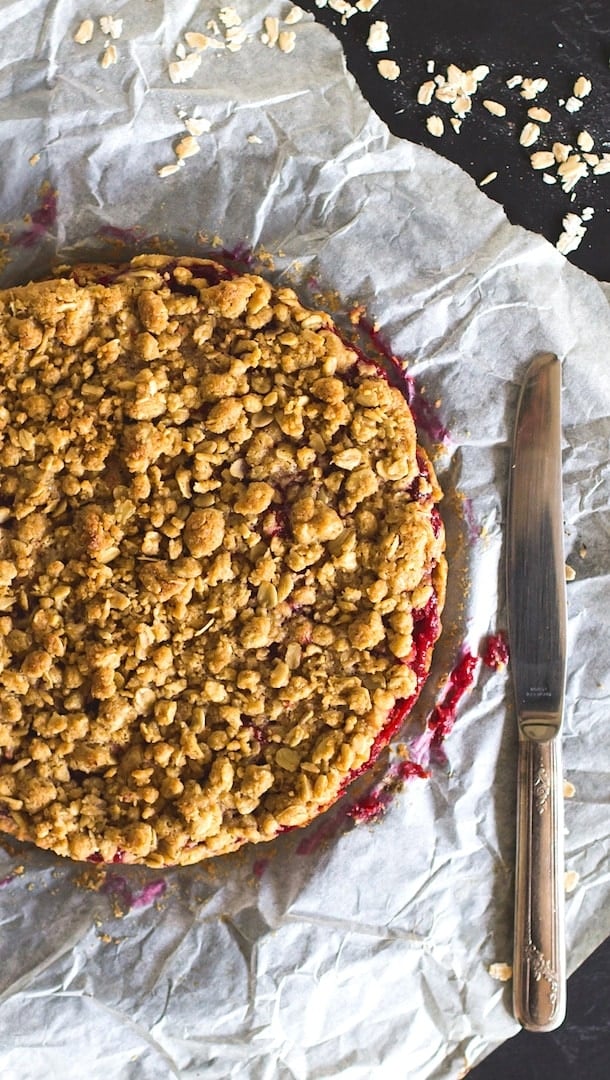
left=1, top=3, right=609, bottom=1078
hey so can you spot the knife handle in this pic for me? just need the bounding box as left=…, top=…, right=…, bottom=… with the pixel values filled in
left=513, top=733, right=566, bottom=1031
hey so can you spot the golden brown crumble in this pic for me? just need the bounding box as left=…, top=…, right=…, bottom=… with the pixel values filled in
left=0, top=254, right=446, bottom=866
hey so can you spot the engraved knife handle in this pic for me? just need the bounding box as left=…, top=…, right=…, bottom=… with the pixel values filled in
left=513, top=733, right=566, bottom=1031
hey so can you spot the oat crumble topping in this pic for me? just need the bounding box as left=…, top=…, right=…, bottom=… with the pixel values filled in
left=0, top=255, right=446, bottom=867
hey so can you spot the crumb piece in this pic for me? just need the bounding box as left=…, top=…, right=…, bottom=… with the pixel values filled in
left=377, top=59, right=400, bottom=81
left=565, top=96, right=583, bottom=113
left=488, top=962, right=513, bottom=982
left=483, top=99, right=506, bottom=117
left=247, top=134, right=263, bottom=144
left=185, top=116, right=211, bottom=137
left=29, top=153, right=41, bottom=167
left=427, top=59, right=435, bottom=74
left=564, top=870, right=580, bottom=893
left=564, top=779, right=576, bottom=798
left=262, top=16, right=280, bottom=47
left=356, top=0, right=379, bottom=10
left=542, top=173, right=557, bottom=184
left=558, top=154, right=588, bottom=193
left=278, top=30, right=296, bottom=53
left=99, top=15, right=123, bottom=39
left=169, top=53, right=202, bottom=83
left=184, top=32, right=211, bottom=51
left=158, top=163, right=185, bottom=178
left=528, top=106, right=551, bottom=123
left=573, top=75, right=592, bottom=98
left=100, top=43, right=118, bottom=68
left=556, top=212, right=586, bottom=254
left=329, top=0, right=358, bottom=21
left=520, top=77, right=548, bottom=100
left=581, top=206, right=594, bottom=221
left=367, top=21, right=389, bottom=53
left=520, top=122, right=541, bottom=147
left=565, top=563, right=576, bottom=581
left=577, top=130, right=594, bottom=153
left=449, top=117, right=462, bottom=133
left=479, top=171, right=498, bottom=186
left=175, top=42, right=187, bottom=60
left=530, top=150, right=555, bottom=170
left=218, top=6, right=241, bottom=28
left=552, top=141, right=572, bottom=163
left=285, top=5, right=305, bottom=23
left=417, top=81, right=435, bottom=106
left=472, top=64, right=490, bottom=83
left=226, top=26, right=248, bottom=51
left=175, top=135, right=201, bottom=160
left=506, top=74, right=523, bottom=88
left=426, top=115, right=444, bottom=137
left=74, top=18, right=94, bottom=44
left=593, top=154, right=610, bottom=175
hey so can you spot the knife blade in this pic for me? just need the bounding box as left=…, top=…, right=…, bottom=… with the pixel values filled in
left=506, top=352, right=567, bottom=1032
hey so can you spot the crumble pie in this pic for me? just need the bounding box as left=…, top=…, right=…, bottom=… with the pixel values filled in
left=0, top=254, right=446, bottom=866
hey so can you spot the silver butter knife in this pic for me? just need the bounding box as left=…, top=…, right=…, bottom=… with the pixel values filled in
left=507, top=352, right=567, bottom=1032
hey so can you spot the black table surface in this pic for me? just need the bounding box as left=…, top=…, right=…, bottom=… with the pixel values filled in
left=301, top=1, right=610, bottom=1075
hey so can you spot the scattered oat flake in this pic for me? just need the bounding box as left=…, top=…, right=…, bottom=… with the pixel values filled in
left=553, top=141, right=572, bottom=163
left=582, top=152, right=599, bottom=165
left=577, top=130, right=594, bottom=153
left=278, top=30, right=296, bottom=54
left=329, top=0, right=358, bottom=21
left=100, top=15, right=123, bottom=39
left=218, top=6, right=241, bottom=28
left=356, top=0, right=379, bottom=9
left=528, top=106, right=551, bottom=123
left=565, top=870, right=580, bottom=893
left=417, top=80, right=435, bottom=106
left=158, top=162, right=185, bottom=178
left=74, top=18, right=94, bottom=44
left=176, top=42, right=187, bottom=59
left=531, top=150, right=555, bottom=170
left=573, top=75, right=592, bottom=98
left=564, top=779, right=576, bottom=798
left=426, top=58, right=435, bottom=74
left=489, top=962, right=513, bottom=982
left=367, top=21, right=389, bottom=53
left=452, top=93, right=472, bottom=116
left=520, top=76, right=548, bottom=99
left=426, top=115, right=444, bottom=137
left=581, top=206, right=594, bottom=221
left=593, top=155, right=610, bottom=175
left=226, top=26, right=248, bottom=51
left=479, top=171, right=498, bottom=186
left=185, top=116, right=211, bottom=137
left=175, top=135, right=200, bottom=160
left=100, top=43, right=118, bottom=68
left=449, top=117, right=462, bottom=133
left=472, top=64, right=490, bottom=82
left=483, top=99, right=506, bottom=117
left=247, top=134, right=263, bottom=144
left=565, top=96, right=583, bottom=113
left=377, top=59, right=400, bottom=81
left=262, top=16, right=280, bottom=47
left=542, top=173, right=557, bottom=184
left=285, top=5, right=304, bottom=22
left=558, top=155, right=588, bottom=193
left=184, top=32, right=211, bottom=51
left=520, top=122, right=540, bottom=147
left=506, top=74, right=523, bottom=88
left=168, top=53, right=202, bottom=83
left=556, top=212, right=587, bottom=254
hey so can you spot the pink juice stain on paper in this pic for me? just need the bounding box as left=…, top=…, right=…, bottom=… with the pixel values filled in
left=102, top=874, right=166, bottom=911
left=13, top=182, right=58, bottom=247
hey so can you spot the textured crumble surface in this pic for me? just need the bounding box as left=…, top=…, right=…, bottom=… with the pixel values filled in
left=0, top=254, right=446, bottom=867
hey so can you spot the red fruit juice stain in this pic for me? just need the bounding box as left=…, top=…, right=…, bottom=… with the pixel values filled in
left=97, top=224, right=147, bottom=246
left=0, top=872, right=17, bottom=888
left=295, top=808, right=345, bottom=856
left=131, top=879, right=166, bottom=909
left=427, top=649, right=480, bottom=752
left=13, top=182, right=58, bottom=247
left=483, top=632, right=509, bottom=671
left=252, top=858, right=269, bottom=879
left=348, top=760, right=429, bottom=826
left=102, top=873, right=166, bottom=911
left=86, top=852, right=104, bottom=864
left=461, top=497, right=480, bottom=544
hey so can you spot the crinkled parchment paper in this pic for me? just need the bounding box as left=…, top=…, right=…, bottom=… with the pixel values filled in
left=1, top=3, right=609, bottom=1077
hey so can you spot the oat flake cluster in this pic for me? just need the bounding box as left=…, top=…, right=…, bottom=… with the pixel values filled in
left=0, top=255, right=446, bottom=866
